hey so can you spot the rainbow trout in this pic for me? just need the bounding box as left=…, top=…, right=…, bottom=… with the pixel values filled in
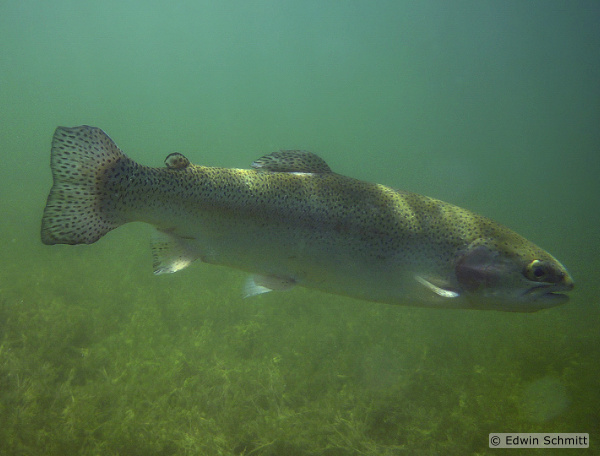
left=41, top=126, right=574, bottom=312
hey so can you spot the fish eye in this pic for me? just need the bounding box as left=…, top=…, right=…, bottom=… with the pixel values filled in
left=524, top=260, right=548, bottom=281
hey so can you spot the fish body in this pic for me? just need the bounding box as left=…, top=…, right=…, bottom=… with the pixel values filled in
left=41, top=126, right=573, bottom=312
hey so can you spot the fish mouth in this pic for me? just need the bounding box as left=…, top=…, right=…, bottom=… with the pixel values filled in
left=523, top=281, right=574, bottom=304
left=537, top=291, right=570, bottom=304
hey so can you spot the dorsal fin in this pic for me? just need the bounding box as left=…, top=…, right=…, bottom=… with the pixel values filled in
left=165, top=152, right=190, bottom=169
left=251, top=150, right=332, bottom=173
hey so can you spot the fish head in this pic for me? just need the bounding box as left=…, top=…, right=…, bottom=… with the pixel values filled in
left=454, top=238, right=574, bottom=312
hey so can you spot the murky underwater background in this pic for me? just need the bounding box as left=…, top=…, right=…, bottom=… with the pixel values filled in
left=1, top=1, right=599, bottom=454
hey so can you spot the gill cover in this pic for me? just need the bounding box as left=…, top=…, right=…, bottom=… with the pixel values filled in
left=455, top=244, right=508, bottom=293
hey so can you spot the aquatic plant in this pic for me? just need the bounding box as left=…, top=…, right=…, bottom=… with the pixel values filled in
left=0, top=252, right=597, bottom=455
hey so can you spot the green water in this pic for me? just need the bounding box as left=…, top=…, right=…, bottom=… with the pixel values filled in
left=1, top=1, right=599, bottom=454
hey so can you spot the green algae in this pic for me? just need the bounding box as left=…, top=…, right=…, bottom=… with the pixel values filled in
left=0, top=237, right=597, bottom=455
left=0, top=3, right=598, bottom=453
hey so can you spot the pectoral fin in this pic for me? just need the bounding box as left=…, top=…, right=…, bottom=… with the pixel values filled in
left=244, top=274, right=297, bottom=298
left=415, top=276, right=460, bottom=298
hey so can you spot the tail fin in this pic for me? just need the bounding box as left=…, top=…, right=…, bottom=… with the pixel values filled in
left=41, top=126, right=126, bottom=245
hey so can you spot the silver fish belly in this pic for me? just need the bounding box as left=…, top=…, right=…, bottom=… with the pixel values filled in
left=41, top=126, right=574, bottom=312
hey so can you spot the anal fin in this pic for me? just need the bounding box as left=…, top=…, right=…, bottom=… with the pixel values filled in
left=151, top=230, right=200, bottom=274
